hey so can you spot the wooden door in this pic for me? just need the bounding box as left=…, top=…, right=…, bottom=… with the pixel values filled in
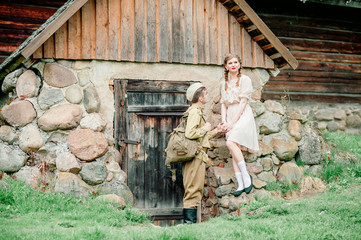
left=114, top=79, right=192, bottom=225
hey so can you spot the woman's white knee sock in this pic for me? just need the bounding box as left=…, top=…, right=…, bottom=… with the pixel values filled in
left=235, top=172, right=244, bottom=191
left=237, top=161, right=251, bottom=188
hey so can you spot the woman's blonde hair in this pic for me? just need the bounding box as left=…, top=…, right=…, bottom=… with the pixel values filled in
left=223, top=54, right=242, bottom=91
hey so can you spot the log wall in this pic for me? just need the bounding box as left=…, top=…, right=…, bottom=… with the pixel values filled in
left=247, top=0, right=361, bottom=103
left=0, top=0, right=67, bottom=64
left=32, top=0, right=274, bottom=69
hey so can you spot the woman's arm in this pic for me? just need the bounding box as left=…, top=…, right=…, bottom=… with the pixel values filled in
left=228, top=97, right=248, bottom=127
left=221, top=103, right=227, bottom=123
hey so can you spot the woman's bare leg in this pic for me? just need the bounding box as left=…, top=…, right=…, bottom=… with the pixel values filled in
left=226, top=140, right=251, bottom=188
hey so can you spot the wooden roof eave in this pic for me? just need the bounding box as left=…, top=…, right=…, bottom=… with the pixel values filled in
left=222, top=0, right=299, bottom=70
left=0, top=0, right=88, bottom=79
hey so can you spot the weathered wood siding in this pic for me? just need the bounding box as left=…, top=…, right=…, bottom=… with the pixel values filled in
left=32, top=0, right=274, bottom=69
left=247, top=0, right=361, bottom=103
left=0, top=0, right=67, bottom=64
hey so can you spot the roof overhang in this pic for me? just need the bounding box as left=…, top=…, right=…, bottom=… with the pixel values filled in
left=0, top=0, right=298, bottom=82
left=0, top=0, right=87, bottom=80
left=220, top=0, right=298, bottom=70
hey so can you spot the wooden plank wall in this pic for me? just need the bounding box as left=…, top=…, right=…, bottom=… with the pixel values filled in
left=0, top=1, right=67, bottom=64
left=32, top=0, right=274, bottom=69
left=248, top=0, right=361, bottom=103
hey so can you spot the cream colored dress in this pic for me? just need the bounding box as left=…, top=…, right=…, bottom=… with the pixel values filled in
left=220, top=75, right=259, bottom=152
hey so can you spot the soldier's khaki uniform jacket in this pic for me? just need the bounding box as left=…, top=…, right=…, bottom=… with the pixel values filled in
left=182, top=104, right=217, bottom=209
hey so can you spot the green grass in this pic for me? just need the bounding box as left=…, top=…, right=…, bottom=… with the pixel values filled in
left=0, top=178, right=150, bottom=239
left=1, top=132, right=361, bottom=239
left=321, top=132, right=361, bottom=191
left=3, top=178, right=360, bottom=239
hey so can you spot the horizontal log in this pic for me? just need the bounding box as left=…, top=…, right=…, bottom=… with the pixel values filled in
left=0, top=29, right=32, bottom=43
left=280, top=38, right=361, bottom=55
left=0, top=44, right=19, bottom=54
left=8, top=0, right=67, bottom=8
left=264, top=81, right=361, bottom=94
left=262, top=92, right=361, bottom=104
left=260, top=14, right=361, bottom=33
left=119, top=79, right=194, bottom=93
left=128, top=105, right=189, bottom=113
left=0, top=17, right=43, bottom=30
left=296, top=61, right=361, bottom=74
left=0, top=3, right=56, bottom=20
left=267, top=25, right=361, bottom=43
left=272, top=70, right=361, bottom=84
left=292, top=51, right=361, bottom=64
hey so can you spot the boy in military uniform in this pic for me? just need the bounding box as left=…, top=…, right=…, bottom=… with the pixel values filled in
left=182, top=83, right=221, bottom=223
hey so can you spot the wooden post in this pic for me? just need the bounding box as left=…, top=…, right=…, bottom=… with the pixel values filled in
left=114, top=79, right=128, bottom=174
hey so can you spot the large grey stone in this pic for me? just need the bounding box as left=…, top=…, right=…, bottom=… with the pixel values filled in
left=77, top=71, right=90, bottom=86
left=55, top=152, right=81, bottom=173
left=264, top=131, right=298, bottom=161
left=215, top=185, right=233, bottom=197
left=288, top=120, right=302, bottom=141
left=261, top=157, right=273, bottom=171
left=14, top=166, right=40, bottom=188
left=0, top=143, right=27, bottom=172
left=38, top=104, right=82, bottom=131
left=16, top=70, right=41, bottom=98
left=271, top=136, right=298, bottom=161
left=98, top=181, right=134, bottom=206
left=346, top=114, right=361, bottom=128
left=54, top=172, right=92, bottom=197
left=19, top=124, right=44, bottom=152
left=298, top=126, right=322, bottom=165
left=254, top=189, right=272, bottom=200
left=98, top=149, right=126, bottom=183
left=334, top=110, right=346, bottom=120
left=1, top=101, right=36, bottom=127
left=315, top=109, right=333, bottom=121
left=44, top=63, right=77, bottom=88
left=228, top=195, right=249, bottom=211
left=38, top=88, right=64, bottom=110
left=264, top=100, right=285, bottom=115
left=256, top=112, right=283, bottom=134
left=257, top=171, right=277, bottom=183
left=96, top=194, right=127, bottom=209
left=249, top=101, right=265, bottom=117
left=80, top=113, right=107, bottom=132
left=67, top=129, right=108, bottom=161
left=79, top=162, right=107, bottom=186
left=83, top=86, right=100, bottom=113
left=0, top=125, right=18, bottom=144
left=247, top=162, right=263, bottom=175
left=327, top=121, right=339, bottom=132
left=212, top=167, right=234, bottom=185
left=277, top=162, right=303, bottom=185
left=2, top=68, right=25, bottom=93
left=65, top=85, right=83, bottom=104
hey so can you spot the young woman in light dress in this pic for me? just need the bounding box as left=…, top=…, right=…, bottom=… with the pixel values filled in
left=220, top=54, right=259, bottom=196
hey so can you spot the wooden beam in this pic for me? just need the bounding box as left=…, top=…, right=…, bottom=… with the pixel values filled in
left=270, top=53, right=282, bottom=59
left=261, top=44, right=273, bottom=51
left=232, top=0, right=298, bottom=69
left=21, top=0, right=88, bottom=59
left=246, top=24, right=257, bottom=32
left=253, top=34, right=265, bottom=41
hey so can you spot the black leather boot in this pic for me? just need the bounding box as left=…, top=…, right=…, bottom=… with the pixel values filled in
left=183, top=208, right=197, bottom=224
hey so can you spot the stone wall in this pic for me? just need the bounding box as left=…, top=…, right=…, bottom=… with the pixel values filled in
left=0, top=58, right=338, bottom=220
left=286, top=101, right=361, bottom=135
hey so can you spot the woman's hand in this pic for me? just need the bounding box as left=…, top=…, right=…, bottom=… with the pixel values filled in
left=223, top=122, right=234, bottom=132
